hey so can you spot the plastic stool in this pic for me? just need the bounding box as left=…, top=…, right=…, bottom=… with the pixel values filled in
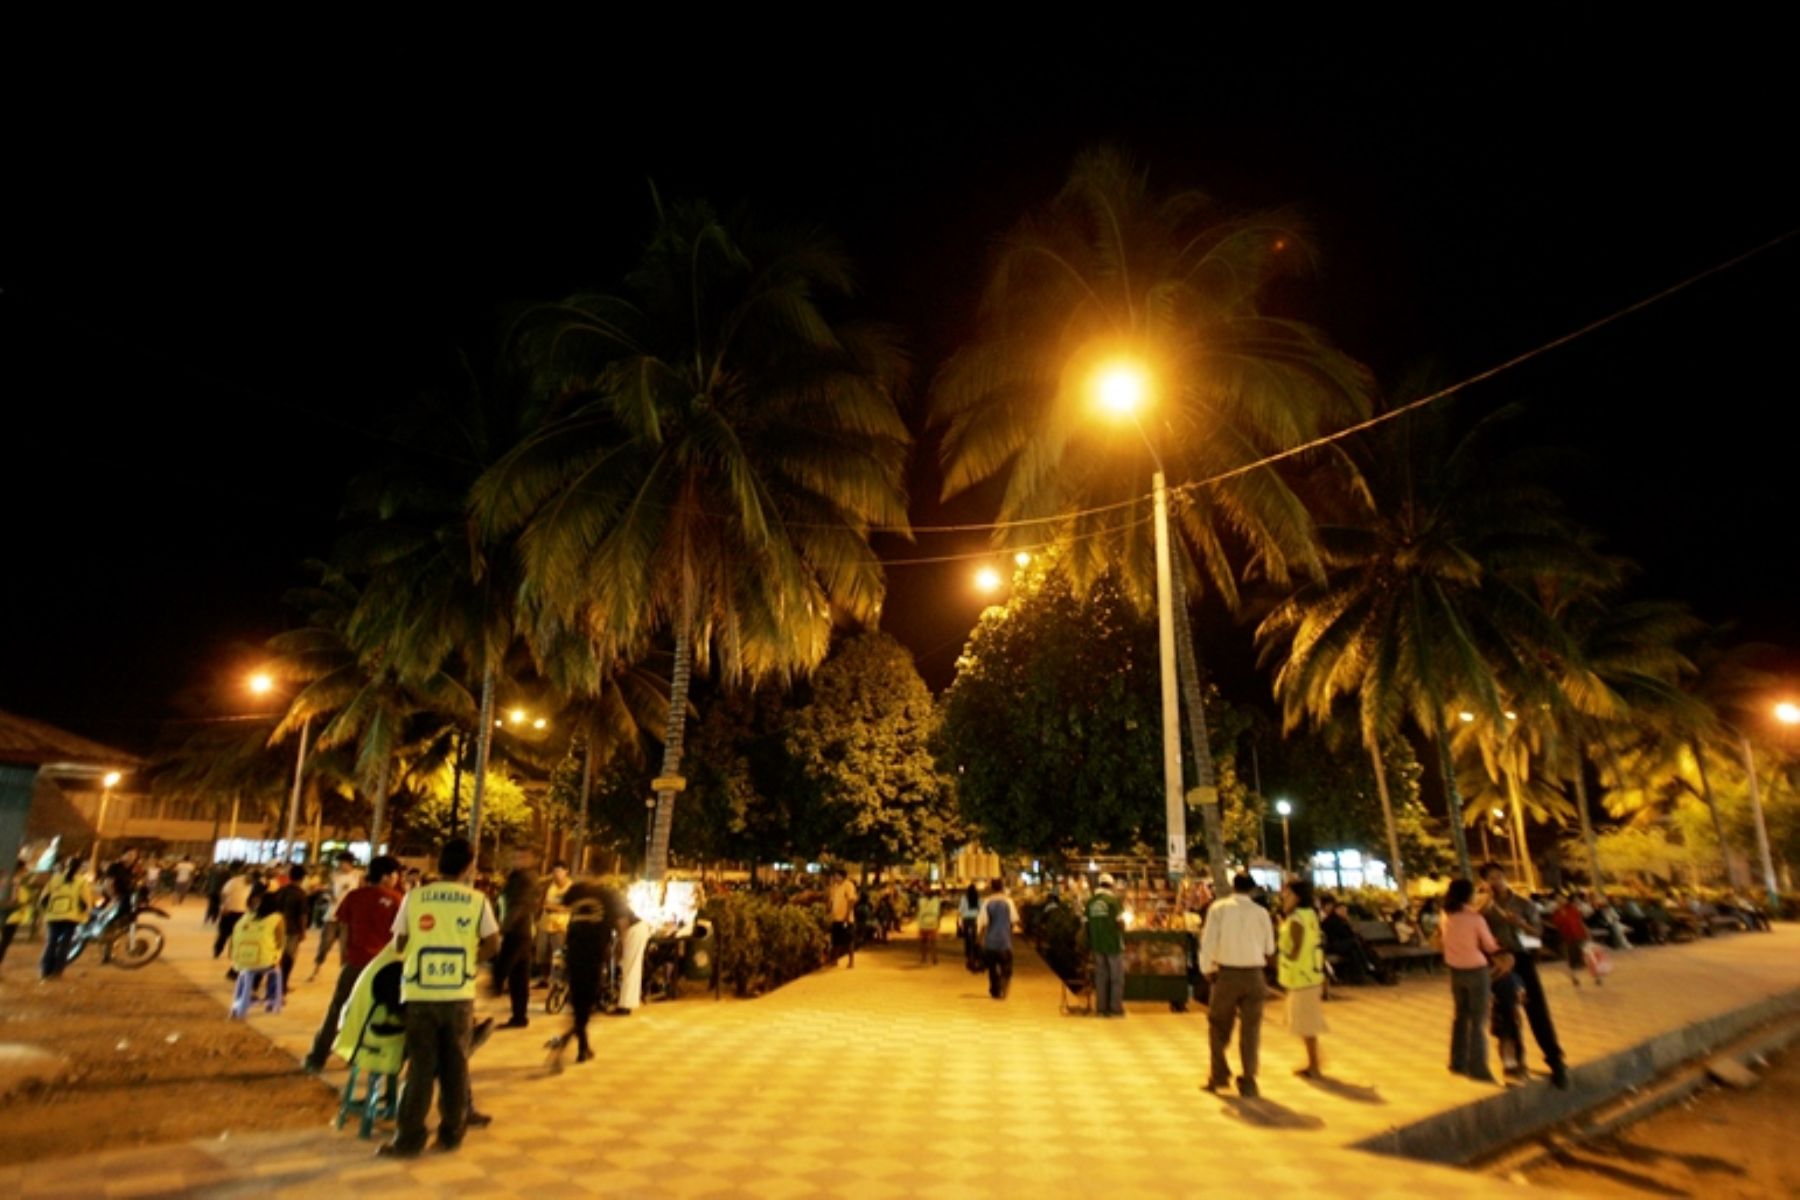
left=229, top=966, right=285, bottom=1018
left=335, top=1065, right=399, bottom=1137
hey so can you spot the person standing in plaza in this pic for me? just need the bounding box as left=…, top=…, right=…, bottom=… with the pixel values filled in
left=1199, top=873, right=1276, bottom=1098
left=975, top=878, right=1020, bottom=1000
left=958, top=882, right=982, bottom=972
left=1085, top=873, right=1126, bottom=1017
left=826, top=868, right=858, bottom=965
left=272, top=865, right=310, bottom=993
left=1278, top=880, right=1328, bottom=1077
left=1438, top=877, right=1504, bottom=1083
left=172, top=856, right=196, bottom=905
left=215, top=864, right=252, bottom=962
left=309, top=852, right=362, bottom=981
left=547, top=880, right=626, bottom=1067
left=1, top=864, right=39, bottom=969
left=1479, top=862, right=1569, bottom=1088
left=535, top=863, right=572, bottom=982
left=381, top=837, right=499, bottom=1158
left=303, top=856, right=404, bottom=1073
left=915, top=885, right=943, bottom=966
left=37, top=859, right=93, bottom=980
left=493, top=868, right=537, bottom=1028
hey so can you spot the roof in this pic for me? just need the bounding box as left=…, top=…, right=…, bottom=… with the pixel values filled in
left=0, top=708, right=142, bottom=771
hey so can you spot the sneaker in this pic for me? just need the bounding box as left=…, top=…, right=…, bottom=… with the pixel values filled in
left=1550, top=1063, right=1570, bottom=1090
left=1236, top=1076, right=1261, bottom=1099
left=432, top=1137, right=463, bottom=1153
left=376, top=1142, right=422, bottom=1159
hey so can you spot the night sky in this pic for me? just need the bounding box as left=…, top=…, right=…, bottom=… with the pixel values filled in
left=6, top=31, right=1796, bottom=750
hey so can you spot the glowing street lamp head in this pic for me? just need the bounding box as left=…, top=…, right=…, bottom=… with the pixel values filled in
left=1094, top=361, right=1149, bottom=417
left=1014, top=551, right=1032, bottom=567
left=1275, top=799, right=1293, bottom=818
left=509, top=708, right=527, bottom=724
left=103, top=771, right=122, bottom=789
left=248, top=672, right=274, bottom=696
left=1457, top=711, right=1475, bottom=723
left=1776, top=701, right=1800, bottom=726
left=532, top=717, right=547, bottom=730
left=974, top=566, right=1003, bottom=594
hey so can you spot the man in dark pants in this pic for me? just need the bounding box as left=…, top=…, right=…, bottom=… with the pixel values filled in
left=304, top=856, right=403, bottom=1074
left=1480, top=861, right=1569, bottom=1089
left=975, top=879, right=1020, bottom=999
left=272, top=865, right=310, bottom=993
left=1200, top=874, right=1277, bottom=1098
left=380, top=838, right=499, bottom=1158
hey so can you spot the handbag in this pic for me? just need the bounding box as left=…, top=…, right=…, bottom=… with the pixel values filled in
left=1584, top=943, right=1614, bottom=977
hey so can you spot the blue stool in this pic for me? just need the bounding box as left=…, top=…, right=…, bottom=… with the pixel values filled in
left=229, top=967, right=285, bottom=1018
left=335, top=1065, right=400, bottom=1138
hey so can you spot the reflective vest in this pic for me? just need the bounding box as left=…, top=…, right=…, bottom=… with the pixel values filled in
left=232, top=915, right=283, bottom=971
left=401, top=882, right=484, bottom=1002
left=1279, top=907, right=1326, bottom=989
left=42, top=877, right=91, bottom=923
left=7, top=880, right=38, bottom=925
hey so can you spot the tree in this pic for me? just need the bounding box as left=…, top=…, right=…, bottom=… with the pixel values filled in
left=1266, top=727, right=1452, bottom=880
left=402, top=765, right=533, bottom=850
left=474, top=196, right=912, bottom=879
left=785, top=633, right=960, bottom=866
left=932, top=147, right=1372, bottom=888
left=1258, top=404, right=1595, bottom=881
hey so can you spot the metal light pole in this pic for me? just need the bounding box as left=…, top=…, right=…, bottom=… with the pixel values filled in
left=1738, top=733, right=1780, bottom=910
left=1150, top=467, right=1187, bottom=880
left=282, top=714, right=311, bottom=863
left=90, top=771, right=122, bottom=874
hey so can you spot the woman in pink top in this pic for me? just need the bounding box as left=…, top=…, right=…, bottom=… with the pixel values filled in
left=1437, top=878, right=1508, bottom=1083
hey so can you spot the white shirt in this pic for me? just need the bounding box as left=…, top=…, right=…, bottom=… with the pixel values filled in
left=1199, top=894, right=1277, bottom=974
left=328, top=867, right=362, bottom=907
left=220, top=875, right=254, bottom=915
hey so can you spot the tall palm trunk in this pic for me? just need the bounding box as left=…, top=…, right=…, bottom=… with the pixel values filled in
left=469, top=665, right=496, bottom=843
left=1433, top=726, right=1475, bottom=880
left=369, top=755, right=392, bottom=851
left=449, top=728, right=466, bottom=830
left=647, top=620, right=693, bottom=881
left=575, top=723, right=595, bottom=874
left=1504, top=765, right=1537, bottom=890
left=1690, top=737, right=1741, bottom=886
left=1569, top=749, right=1602, bottom=886
left=1168, top=560, right=1230, bottom=891
left=1368, top=737, right=1407, bottom=894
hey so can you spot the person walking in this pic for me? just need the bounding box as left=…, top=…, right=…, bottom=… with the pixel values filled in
left=272, top=865, right=311, bottom=993
left=612, top=899, right=649, bottom=1016
left=493, top=868, right=537, bottom=1029
left=826, top=869, right=858, bottom=966
left=215, top=865, right=252, bottom=962
left=975, top=879, right=1020, bottom=1000
left=303, top=856, right=404, bottom=1073
left=1438, top=877, right=1505, bottom=1083
left=2, top=865, right=40, bottom=968
left=1550, top=893, right=1592, bottom=987
left=309, top=852, right=362, bottom=981
left=958, top=883, right=982, bottom=973
left=1199, top=873, right=1276, bottom=1098
left=380, top=837, right=499, bottom=1158
left=547, top=880, right=627, bottom=1068
left=172, top=856, right=196, bottom=905
left=1479, top=862, right=1569, bottom=1088
left=1278, top=879, right=1328, bottom=1077
left=915, top=885, right=943, bottom=966
left=37, top=860, right=94, bottom=980
left=1085, top=873, right=1126, bottom=1017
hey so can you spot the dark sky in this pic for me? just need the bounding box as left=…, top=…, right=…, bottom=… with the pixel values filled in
left=5, top=29, right=1796, bottom=749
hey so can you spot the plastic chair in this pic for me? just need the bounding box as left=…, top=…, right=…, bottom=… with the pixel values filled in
left=229, top=966, right=285, bottom=1018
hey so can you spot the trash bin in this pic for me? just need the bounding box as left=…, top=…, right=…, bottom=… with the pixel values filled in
left=1122, top=929, right=1195, bottom=1011
left=681, top=919, right=716, bottom=982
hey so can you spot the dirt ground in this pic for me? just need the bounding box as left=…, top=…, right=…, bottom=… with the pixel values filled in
left=0, top=946, right=338, bottom=1166
left=1524, top=1043, right=1800, bottom=1198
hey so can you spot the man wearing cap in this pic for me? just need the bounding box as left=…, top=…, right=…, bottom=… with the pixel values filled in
left=1086, top=873, right=1127, bottom=1017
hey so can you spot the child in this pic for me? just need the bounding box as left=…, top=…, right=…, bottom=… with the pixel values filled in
left=230, top=893, right=287, bottom=1016
left=1550, top=894, right=1592, bottom=986
left=916, top=886, right=942, bottom=965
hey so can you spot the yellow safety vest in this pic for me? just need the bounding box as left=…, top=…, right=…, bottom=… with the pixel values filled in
left=7, top=881, right=38, bottom=925
left=401, top=882, right=484, bottom=1002
left=231, top=915, right=283, bottom=971
left=1279, top=907, right=1326, bottom=989
left=42, top=877, right=91, bottom=923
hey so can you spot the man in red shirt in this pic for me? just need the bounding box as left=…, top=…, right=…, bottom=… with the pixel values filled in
left=304, top=856, right=404, bottom=1073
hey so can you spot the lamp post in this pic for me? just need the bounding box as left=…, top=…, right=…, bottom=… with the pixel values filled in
left=90, top=770, right=123, bottom=873
left=1739, top=699, right=1798, bottom=910
left=251, top=672, right=311, bottom=864
left=1095, top=361, right=1187, bottom=882
left=1275, top=798, right=1293, bottom=875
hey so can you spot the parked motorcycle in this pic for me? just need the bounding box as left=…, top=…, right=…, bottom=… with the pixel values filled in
left=65, top=896, right=168, bottom=968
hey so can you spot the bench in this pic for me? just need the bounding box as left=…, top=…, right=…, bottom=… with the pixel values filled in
left=1353, top=920, right=1439, bottom=974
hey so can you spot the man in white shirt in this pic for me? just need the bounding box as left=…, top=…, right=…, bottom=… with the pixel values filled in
left=1199, top=873, right=1277, bottom=1098
left=311, top=852, right=363, bottom=980
left=214, top=867, right=253, bottom=962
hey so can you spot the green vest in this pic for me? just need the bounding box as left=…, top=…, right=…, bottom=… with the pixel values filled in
left=232, top=914, right=283, bottom=970
left=6, top=880, right=38, bottom=925
left=1279, top=907, right=1325, bottom=989
left=1085, top=892, right=1125, bottom=956
left=43, top=877, right=90, bottom=923
left=402, top=882, right=484, bottom=1002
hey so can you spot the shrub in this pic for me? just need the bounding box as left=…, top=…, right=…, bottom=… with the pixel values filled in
left=703, top=893, right=830, bottom=996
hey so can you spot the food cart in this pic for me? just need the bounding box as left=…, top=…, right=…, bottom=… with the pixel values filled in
left=1122, top=929, right=1196, bottom=1012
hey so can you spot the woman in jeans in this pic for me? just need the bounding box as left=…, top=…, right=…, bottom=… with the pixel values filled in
left=1437, top=878, right=1507, bottom=1083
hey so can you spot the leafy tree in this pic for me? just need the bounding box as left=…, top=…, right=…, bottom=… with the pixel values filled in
left=402, top=765, right=533, bottom=850
left=785, top=633, right=959, bottom=866
left=1265, top=729, right=1451, bottom=880
left=932, top=147, right=1372, bottom=887
left=682, top=685, right=817, bottom=867
left=474, top=197, right=911, bottom=879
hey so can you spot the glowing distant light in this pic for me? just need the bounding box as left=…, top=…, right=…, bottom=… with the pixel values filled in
left=532, top=718, right=547, bottom=730
left=1457, top=711, right=1475, bottom=723
left=1095, top=363, right=1148, bottom=416
left=1504, top=711, right=1517, bottom=721
left=1273, top=238, right=1288, bottom=252
left=1014, top=551, right=1031, bottom=567
left=974, top=566, right=1003, bottom=594
left=494, top=720, right=504, bottom=728
left=248, top=673, right=274, bottom=695
left=103, top=771, right=122, bottom=788
left=1775, top=701, right=1800, bottom=726
left=509, top=708, right=526, bottom=724
left=1492, top=807, right=1506, bottom=820
left=1275, top=799, right=1293, bottom=818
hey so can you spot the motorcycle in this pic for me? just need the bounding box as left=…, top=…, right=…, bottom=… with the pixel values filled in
left=66, top=895, right=168, bottom=969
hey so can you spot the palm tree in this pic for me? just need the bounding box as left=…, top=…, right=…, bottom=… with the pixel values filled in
left=1257, top=405, right=1594, bottom=880
left=473, top=197, right=912, bottom=878
left=933, top=148, right=1372, bottom=888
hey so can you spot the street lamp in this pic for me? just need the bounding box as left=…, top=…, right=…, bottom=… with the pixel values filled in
left=1737, top=701, right=1794, bottom=909
left=1275, top=798, right=1294, bottom=874
left=1094, top=358, right=1186, bottom=882
left=973, top=566, right=1003, bottom=594
left=250, top=671, right=311, bottom=864
left=90, top=770, right=123, bottom=872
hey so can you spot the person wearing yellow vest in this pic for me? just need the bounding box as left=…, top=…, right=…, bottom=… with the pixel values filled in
left=379, top=837, right=498, bottom=1159
left=2, top=864, right=40, bottom=968
left=231, top=894, right=288, bottom=972
left=38, top=859, right=95, bottom=979
left=1279, top=879, right=1329, bottom=1079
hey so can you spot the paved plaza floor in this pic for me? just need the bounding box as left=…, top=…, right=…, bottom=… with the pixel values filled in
left=7, top=912, right=1798, bottom=1198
